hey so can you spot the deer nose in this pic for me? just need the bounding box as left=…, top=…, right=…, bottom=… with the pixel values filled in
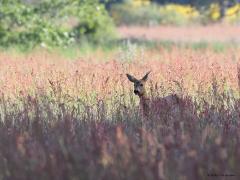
left=134, top=90, right=138, bottom=94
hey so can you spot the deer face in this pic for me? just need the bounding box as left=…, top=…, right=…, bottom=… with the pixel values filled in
left=126, top=71, right=151, bottom=97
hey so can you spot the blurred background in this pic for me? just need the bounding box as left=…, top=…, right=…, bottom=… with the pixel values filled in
left=1, top=0, right=240, bottom=51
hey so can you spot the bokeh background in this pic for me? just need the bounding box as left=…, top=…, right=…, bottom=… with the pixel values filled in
left=1, top=0, right=240, bottom=50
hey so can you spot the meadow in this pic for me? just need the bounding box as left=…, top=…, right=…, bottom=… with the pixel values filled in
left=0, top=40, right=240, bottom=179
left=1, top=0, right=240, bottom=179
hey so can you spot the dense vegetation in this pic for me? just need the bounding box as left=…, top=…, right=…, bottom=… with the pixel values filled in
left=110, top=2, right=240, bottom=26
left=0, top=48, right=240, bottom=179
left=0, top=1, right=240, bottom=179
left=1, top=0, right=240, bottom=50
left=0, top=0, right=115, bottom=49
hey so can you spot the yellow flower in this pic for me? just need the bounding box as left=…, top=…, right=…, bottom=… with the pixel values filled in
left=208, top=3, right=221, bottom=21
left=226, top=3, right=240, bottom=16
left=132, top=0, right=151, bottom=7
left=161, top=4, right=199, bottom=19
left=225, top=3, right=240, bottom=22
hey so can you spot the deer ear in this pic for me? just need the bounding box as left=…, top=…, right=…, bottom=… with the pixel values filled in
left=126, top=74, right=138, bottom=83
left=141, top=71, right=151, bottom=82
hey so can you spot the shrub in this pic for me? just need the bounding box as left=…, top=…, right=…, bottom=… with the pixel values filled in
left=109, top=2, right=240, bottom=26
left=0, top=0, right=116, bottom=49
left=70, top=0, right=116, bottom=44
left=159, top=4, right=199, bottom=25
left=110, top=3, right=162, bottom=26
left=224, top=3, right=240, bottom=24
left=110, top=3, right=200, bottom=26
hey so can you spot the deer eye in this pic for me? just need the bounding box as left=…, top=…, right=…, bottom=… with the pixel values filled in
left=140, top=84, right=143, bottom=86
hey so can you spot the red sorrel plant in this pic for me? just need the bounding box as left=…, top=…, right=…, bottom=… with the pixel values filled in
left=0, top=49, right=239, bottom=179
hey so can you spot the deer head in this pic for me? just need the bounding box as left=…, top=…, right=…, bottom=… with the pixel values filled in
left=126, top=71, right=151, bottom=97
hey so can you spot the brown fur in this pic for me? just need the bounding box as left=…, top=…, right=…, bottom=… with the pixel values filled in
left=126, top=72, right=181, bottom=120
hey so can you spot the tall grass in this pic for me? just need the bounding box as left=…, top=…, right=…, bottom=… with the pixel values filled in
left=0, top=48, right=240, bottom=179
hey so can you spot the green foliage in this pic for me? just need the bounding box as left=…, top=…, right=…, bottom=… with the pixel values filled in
left=109, top=2, right=240, bottom=26
left=70, top=0, right=116, bottom=44
left=110, top=3, right=198, bottom=26
left=110, top=3, right=163, bottom=26
left=0, top=0, right=116, bottom=49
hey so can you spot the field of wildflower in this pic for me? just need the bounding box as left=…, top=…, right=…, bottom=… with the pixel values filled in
left=0, top=42, right=240, bottom=179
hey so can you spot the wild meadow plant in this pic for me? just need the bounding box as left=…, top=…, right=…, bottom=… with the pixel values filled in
left=0, top=48, right=240, bottom=179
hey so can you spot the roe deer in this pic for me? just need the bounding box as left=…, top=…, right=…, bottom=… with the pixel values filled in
left=126, top=71, right=186, bottom=121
